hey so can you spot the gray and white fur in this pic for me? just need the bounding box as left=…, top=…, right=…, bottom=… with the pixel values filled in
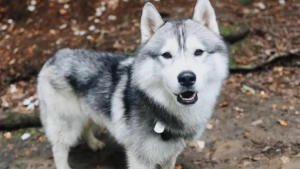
left=37, top=0, right=229, bottom=168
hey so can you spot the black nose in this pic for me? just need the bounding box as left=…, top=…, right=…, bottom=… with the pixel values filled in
left=177, top=71, right=196, bottom=87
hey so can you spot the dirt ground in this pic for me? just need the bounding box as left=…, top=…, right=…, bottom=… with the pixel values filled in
left=0, top=0, right=300, bottom=169
left=1, top=71, right=300, bottom=169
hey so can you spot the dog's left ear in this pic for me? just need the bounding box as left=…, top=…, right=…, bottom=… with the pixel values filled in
left=141, top=2, right=164, bottom=43
left=192, top=0, right=219, bottom=34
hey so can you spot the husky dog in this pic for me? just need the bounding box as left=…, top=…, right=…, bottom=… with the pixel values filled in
left=37, top=0, right=228, bottom=168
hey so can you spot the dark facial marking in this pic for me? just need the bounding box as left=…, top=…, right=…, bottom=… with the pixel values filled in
left=123, top=65, right=132, bottom=120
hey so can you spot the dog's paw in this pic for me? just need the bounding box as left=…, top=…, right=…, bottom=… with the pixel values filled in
left=88, top=140, right=106, bottom=151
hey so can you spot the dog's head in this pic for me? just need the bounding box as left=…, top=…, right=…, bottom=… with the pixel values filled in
left=132, top=0, right=229, bottom=106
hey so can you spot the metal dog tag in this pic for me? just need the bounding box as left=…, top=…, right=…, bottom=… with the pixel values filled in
left=154, top=121, right=165, bottom=133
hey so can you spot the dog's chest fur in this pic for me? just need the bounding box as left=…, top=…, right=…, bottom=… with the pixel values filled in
left=77, top=58, right=200, bottom=139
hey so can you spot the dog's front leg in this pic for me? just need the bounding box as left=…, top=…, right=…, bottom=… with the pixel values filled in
left=52, top=145, right=71, bottom=169
left=126, top=151, right=155, bottom=169
left=160, top=154, right=179, bottom=169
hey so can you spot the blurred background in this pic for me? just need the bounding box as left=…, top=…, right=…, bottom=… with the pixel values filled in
left=0, top=0, right=299, bottom=168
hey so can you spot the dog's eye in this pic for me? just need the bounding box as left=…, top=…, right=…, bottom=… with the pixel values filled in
left=194, top=49, right=204, bottom=56
left=161, top=52, right=172, bottom=59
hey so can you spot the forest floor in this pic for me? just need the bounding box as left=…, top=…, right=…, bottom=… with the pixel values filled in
left=0, top=0, right=300, bottom=169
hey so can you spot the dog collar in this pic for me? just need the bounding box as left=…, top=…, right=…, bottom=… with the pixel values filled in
left=161, top=130, right=173, bottom=141
left=154, top=121, right=173, bottom=141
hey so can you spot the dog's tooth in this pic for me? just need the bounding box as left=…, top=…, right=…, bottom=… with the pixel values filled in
left=192, top=94, right=196, bottom=99
left=179, top=92, right=197, bottom=102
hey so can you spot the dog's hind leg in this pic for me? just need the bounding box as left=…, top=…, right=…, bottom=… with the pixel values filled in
left=38, top=81, right=86, bottom=169
left=46, top=112, right=86, bottom=169
left=82, top=122, right=106, bottom=151
left=45, top=116, right=83, bottom=169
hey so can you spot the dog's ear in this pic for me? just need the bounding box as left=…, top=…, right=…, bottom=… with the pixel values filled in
left=192, top=0, right=219, bottom=34
left=141, top=2, right=164, bottom=43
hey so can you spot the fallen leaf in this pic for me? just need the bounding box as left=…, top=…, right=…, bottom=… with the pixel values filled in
left=252, top=154, right=266, bottom=161
left=25, top=149, right=32, bottom=156
left=113, top=41, right=122, bottom=49
left=59, top=9, right=68, bottom=15
left=244, top=130, right=250, bottom=136
left=206, top=123, right=213, bottom=129
left=174, top=165, right=182, bottom=169
left=282, top=105, right=288, bottom=111
left=3, top=132, right=11, bottom=139
left=278, top=120, right=288, bottom=126
left=243, top=160, right=251, bottom=167
left=187, top=141, right=198, bottom=148
left=234, top=107, right=244, bottom=112
left=242, top=85, right=256, bottom=95
left=272, top=104, right=278, bottom=109
left=7, top=144, right=14, bottom=150
left=262, top=146, right=271, bottom=152
left=37, top=136, right=46, bottom=142
left=219, top=100, right=229, bottom=107
left=197, top=140, right=205, bottom=149
left=246, top=91, right=253, bottom=96
left=280, top=156, right=290, bottom=164
left=257, top=91, right=268, bottom=99
left=192, top=159, right=202, bottom=165
left=21, top=133, right=31, bottom=140
left=251, top=119, right=263, bottom=126
left=58, top=0, right=70, bottom=3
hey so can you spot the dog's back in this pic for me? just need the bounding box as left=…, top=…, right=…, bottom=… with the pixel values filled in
left=38, top=49, right=130, bottom=169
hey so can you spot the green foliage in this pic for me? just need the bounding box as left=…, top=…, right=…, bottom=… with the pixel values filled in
left=123, top=15, right=130, bottom=20
left=15, top=130, right=25, bottom=139
left=254, top=41, right=260, bottom=46
left=220, top=26, right=231, bottom=37
left=15, top=128, right=40, bottom=139
left=220, top=22, right=249, bottom=38
left=240, top=0, right=252, bottom=6
left=126, top=50, right=135, bottom=56
left=229, top=57, right=237, bottom=69
left=229, top=40, right=248, bottom=69
left=230, top=40, right=246, bottom=55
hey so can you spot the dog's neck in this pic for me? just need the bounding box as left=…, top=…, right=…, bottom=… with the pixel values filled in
left=127, top=62, right=202, bottom=141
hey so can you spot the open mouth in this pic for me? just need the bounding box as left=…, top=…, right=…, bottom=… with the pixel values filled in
left=176, top=91, right=198, bottom=105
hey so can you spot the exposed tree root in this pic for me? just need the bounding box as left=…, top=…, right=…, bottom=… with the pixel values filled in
left=230, top=50, right=300, bottom=73
left=0, top=111, right=41, bottom=131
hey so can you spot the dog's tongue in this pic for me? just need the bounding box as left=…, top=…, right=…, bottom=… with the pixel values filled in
left=181, top=91, right=194, bottom=99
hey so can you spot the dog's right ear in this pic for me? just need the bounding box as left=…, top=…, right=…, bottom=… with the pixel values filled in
left=141, top=2, right=164, bottom=43
left=192, top=0, right=219, bottom=34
